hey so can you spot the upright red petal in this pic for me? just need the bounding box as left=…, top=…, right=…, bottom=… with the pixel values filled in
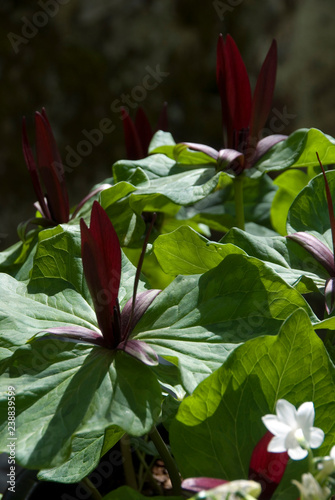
left=223, top=35, right=252, bottom=148
left=121, top=107, right=145, bottom=159
left=80, top=202, right=121, bottom=347
left=248, top=431, right=289, bottom=500
left=135, top=107, right=153, bottom=155
left=22, top=117, right=51, bottom=220
left=250, top=40, right=277, bottom=141
left=35, top=111, right=69, bottom=223
left=216, top=34, right=230, bottom=147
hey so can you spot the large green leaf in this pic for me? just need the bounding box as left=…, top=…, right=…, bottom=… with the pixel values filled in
left=0, top=226, right=142, bottom=361
left=0, top=226, right=163, bottom=470
left=101, top=169, right=221, bottom=246
left=251, top=128, right=335, bottom=178
left=153, top=225, right=326, bottom=295
left=222, top=227, right=328, bottom=293
left=287, top=170, right=335, bottom=249
left=134, top=254, right=317, bottom=393
left=38, top=426, right=124, bottom=483
left=0, top=232, right=38, bottom=281
left=148, top=130, right=176, bottom=158
left=0, top=343, right=162, bottom=469
left=100, top=182, right=144, bottom=246
left=113, top=153, right=212, bottom=183
left=270, top=169, right=313, bottom=236
left=169, top=309, right=335, bottom=499
left=153, top=225, right=244, bottom=276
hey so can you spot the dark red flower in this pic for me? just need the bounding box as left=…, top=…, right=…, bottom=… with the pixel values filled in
left=185, top=35, right=286, bottom=174
left=248, top=431, right=289, bottom=499
left=22, top=108, right=70, bottom=224
left=41, top=201, right=160, bottom=365
left=181, top=431, right=289, bottom=499
left=22, top=109, right=111, bottom=229
left=121, top=104, right=168, bottom=160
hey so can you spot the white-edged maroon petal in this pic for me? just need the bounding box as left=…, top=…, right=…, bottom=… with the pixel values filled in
left=287, top=232, right=335, bottom=276
left=34, top=325, right=105, bottom=347
left=121, top=289, right=161, bottom=341
left=325, top=277, right=335, bottom=314
left=217, top=148, right=244, bottom=171
left=251, top=134, right=287, bottom=166
left=118, top=339, right=158, bottom=366
left=182, top=477, right=227, bottom=493
left=182, top=142, right=219, bottom=160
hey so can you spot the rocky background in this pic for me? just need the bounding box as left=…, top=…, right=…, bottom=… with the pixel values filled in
left=1, top=0, right=335, bottom=249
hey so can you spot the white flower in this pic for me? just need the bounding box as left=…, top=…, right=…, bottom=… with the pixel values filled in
left=292, top=473, right=330, bottom=500
left=317, top=445, right=335, bottom=476
left=262, top=399, right=324, bottom=460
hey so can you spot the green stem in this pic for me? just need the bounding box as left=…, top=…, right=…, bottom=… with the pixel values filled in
left=149, top=426, right=181, bottom=495
left=120, top=434, right=138, bottom=490
left=234, top=174, right=245, bottom=230
left=307, top=447, right=314, bottom=474
left=81, top=477, right=102, bottom=500
left=136, top=449, right=163, bottom=495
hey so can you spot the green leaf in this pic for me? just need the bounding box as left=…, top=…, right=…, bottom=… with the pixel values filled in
left=154, top=226, right=245, bottom=276
left=177, top=174, right=277, bottom=233
left=251, top=128, right=335, bottom=177
left=134, top=254, right=317, bottom=393
left=100, top=182, right=144, bottom=246
left=0, top=225, right=149, bottom=362
left=102, top=169, right=221, bottom=246
left=148, top=130, right=176, bottom=158
left=271, top=169, right=312, bottom=235
left=287, top=170, right=335, bottom=249
left=0, top=343, right=161, bottom=469
left=37, top=426, right=124, bottom=483
left=222, top=227, right=328, bottom=293
left=169, top=309, right=335, bottom=499
left=0, top=232, right=38, bottom=280
left=173, top=143, right=217, bottom=166
left=123, top=245, right=174, bottom=290
left=113, top=154, right=178, bottom=183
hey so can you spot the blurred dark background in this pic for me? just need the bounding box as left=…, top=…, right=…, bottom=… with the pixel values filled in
left=1, top=0, right=335, bottom=250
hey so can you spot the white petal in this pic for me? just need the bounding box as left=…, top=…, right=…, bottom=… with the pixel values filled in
left=267, top=435, right=287, bottom=453
left=309, top=427, right=325, bottom=449
left=288, top=445, right=308, bottom=460
left=262, top=415, right=290, bottom=436
left=285, top=429, right=300, bottom=450
left=296, top=401, right=315, bottom=430
left=330, top=446, right=335, bottom=459
left=276, top=399, right=297, bottom=427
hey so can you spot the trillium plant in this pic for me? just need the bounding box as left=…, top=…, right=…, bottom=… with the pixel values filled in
left=2, top=33, right=335, bottom=500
